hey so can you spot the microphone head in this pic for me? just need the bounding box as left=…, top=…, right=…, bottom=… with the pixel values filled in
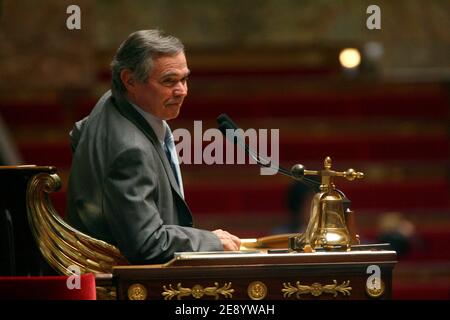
left=217, top=113, right=229, bottom=125
left=217, top=114, right=238, bottom=129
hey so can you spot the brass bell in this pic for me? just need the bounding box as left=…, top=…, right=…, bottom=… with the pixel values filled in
left=309, top=191, right=351, bottom=250
left=289, top=156, right=364, bottom=252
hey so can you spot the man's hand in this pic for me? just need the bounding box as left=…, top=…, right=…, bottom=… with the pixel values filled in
left=212, top=229, right=241, bottom=251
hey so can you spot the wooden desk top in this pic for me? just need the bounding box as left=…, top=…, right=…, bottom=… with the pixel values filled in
left=113, top=250, right=397, bottom=273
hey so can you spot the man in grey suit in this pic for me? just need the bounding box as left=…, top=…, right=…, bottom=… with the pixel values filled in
left=67, top=30, right=241, bottom=264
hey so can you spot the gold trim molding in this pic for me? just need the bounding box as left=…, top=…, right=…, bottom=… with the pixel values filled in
left=282, top=280, right=352, bottom=298
left=25, top=170, right=128, bottom=300
left=366, top=279, right=385, bottom=298
left=247, top=281, right=268, bottom=300
left=128, top=283, right=148, bottom=300
left=162, top=282, right=234, bottom=300
left=26, top=172, right=128, bottom=275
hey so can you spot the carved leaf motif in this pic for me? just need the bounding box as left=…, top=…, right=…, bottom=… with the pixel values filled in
left=162, top=282, right=234, bottom=300
left=282, top=280, right=352, bottom=298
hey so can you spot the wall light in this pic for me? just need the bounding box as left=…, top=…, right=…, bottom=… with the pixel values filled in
left=339, top=48, right=361, bottom=69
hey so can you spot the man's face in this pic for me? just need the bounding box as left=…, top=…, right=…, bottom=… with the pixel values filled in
left=129, top=52, right=189, bottom=120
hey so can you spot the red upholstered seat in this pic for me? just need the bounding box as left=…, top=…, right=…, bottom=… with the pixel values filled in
left=0, top=274, right=96, bottom=300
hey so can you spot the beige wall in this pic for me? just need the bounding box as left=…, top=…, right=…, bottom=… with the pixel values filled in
left=1, top=0, right=449, bottom=97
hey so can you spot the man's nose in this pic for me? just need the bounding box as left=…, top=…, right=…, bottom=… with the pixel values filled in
left=173, top=81, right=188, bottom=97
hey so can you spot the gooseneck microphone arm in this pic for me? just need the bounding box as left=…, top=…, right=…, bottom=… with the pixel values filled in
left=217, top=114, right=321, bottom=192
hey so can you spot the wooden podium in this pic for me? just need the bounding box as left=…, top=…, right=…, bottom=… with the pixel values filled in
left=113, top=249, right=397, bottom=300
left=1, top=166, right=397, bottom=301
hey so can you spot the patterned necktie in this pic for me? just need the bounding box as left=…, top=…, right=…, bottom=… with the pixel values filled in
left=164, top=124, right=184, bottom=198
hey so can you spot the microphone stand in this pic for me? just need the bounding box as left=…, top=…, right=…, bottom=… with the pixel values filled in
left=216, top=114, right=371, bottom=252
left=217, top=120, right=321, bottom=192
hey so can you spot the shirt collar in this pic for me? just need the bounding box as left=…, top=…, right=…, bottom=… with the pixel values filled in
left=127, top=100, right=167, bottom=145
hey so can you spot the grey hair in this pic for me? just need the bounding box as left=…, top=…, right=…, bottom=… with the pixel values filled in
left=111, top=30, right=184, bottom=95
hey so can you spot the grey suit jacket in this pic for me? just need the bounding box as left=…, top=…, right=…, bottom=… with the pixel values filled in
left=67, top=90, right=223, bottom=264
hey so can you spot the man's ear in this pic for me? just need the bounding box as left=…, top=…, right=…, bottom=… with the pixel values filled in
left=120, top=69, right=136, bottom=92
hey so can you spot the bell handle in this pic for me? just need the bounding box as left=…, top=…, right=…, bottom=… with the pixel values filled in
left=335, top=168, right=364, bottom=181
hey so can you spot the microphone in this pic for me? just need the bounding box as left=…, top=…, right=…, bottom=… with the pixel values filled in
left=216, top=114, right=321, bottom=191
left=218, top=120, right=272, bottom=168
left=217, top=113, right=239, bottom=130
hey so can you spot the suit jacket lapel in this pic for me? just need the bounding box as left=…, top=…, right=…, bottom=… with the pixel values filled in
left=111, top=92, right=185, bottom=201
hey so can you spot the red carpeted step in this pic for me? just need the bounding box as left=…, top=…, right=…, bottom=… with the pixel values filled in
left=15, top=132, right=448, bottom=171
left=184, top=180, right=450, bottom=214
left=72, top=86, right=448, bottom=123
left=362, top=230, right=450, bottom=261
left=17, top=142, right=72, bottom=168
left=178, top=92, right=448, bottom=120
left=72, top=98, right=97, bottom=121
left=278, top=135, right=449, bottom=162
left=401, top=231, right=450, bottom=261
left=51, top=179, right=449, bottom=219
left=0, top=101, right=66, bottom=126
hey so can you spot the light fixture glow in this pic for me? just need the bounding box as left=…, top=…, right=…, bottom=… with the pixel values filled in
left=339, top=48, right=361, bottom=69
